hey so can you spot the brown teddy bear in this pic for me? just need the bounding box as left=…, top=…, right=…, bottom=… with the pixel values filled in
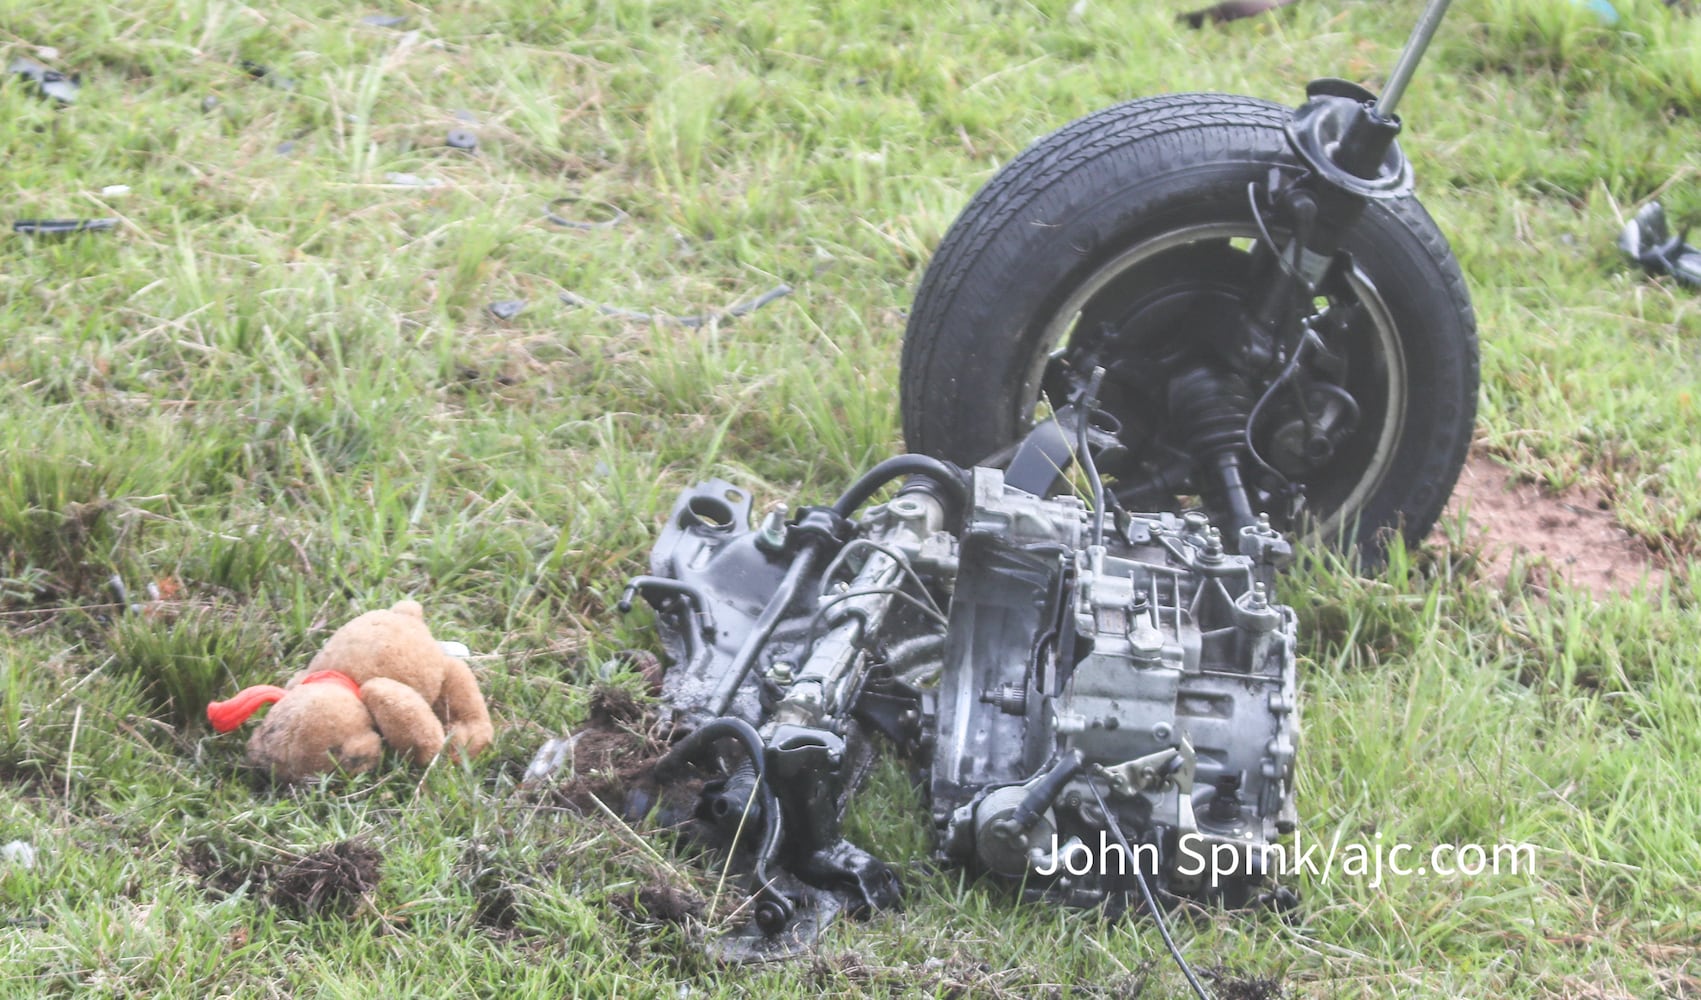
left=208, top=600, right=494, bottom=782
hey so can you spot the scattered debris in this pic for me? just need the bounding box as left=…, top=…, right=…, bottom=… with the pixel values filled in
left=1441, top=452, right=1666, bottom=599
left=1619, top=202, right=1700, bottom=288
left=2, top=841, right=36, bottom=869
left=559, top=284, right=793, bottom=328
left=446, top=128, right=478, bottom=152
left=7, top=57, right=78, bottom=104
left=270, top=841, right=382, bottom=917
left=100, top=185, right=130, bottom=197
left=12, top=219, right=118, bottom=237
left=201, top=95, right=219, bottom=113
left=488, top=299, right=528, bottom=320
left=1179, top=0, right=1298, bottom=28
left=276, top=140, right=296, bottom=156
left=240, top=60, right=296, bottom=93
left=544, top=197, right=628, bottom=231
left=360, top=13, right=409, bottom=27
left=1202, top=966, right=1292, bottom=1000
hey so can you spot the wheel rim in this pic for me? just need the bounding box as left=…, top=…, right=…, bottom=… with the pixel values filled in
left=1019, top=221, right=1408, bottom=542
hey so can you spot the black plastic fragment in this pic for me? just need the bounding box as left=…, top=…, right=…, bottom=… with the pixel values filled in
left=8, top=57, right=79, bottom=104
left=240, top=60, right=296, bottom=92
left=1619, top=202, right=1701, bottom=288
left=1180, top=0, right=1298, bottom=28
left=13, top=219, right=118, bottom=236
left=488, top=299, right=527, bottom=320
left=447, top=128, right=478, bottom=151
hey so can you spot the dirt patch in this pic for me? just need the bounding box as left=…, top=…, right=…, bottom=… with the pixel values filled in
left=812, top=953, right=1153, bottom=999
left=1440, top=453, right=1666, bottom=599
left=270, top=840, right=382, bottom=917
left=611, top=883, right=705, bottom=926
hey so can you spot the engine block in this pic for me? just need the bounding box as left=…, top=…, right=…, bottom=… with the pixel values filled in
left=622, top=453, right=1302, bottom=954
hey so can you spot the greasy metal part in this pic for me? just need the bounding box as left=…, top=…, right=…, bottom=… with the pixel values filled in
left=625, top=436, right=1299, bottom=954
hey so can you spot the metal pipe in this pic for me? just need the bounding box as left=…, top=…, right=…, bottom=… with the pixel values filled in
left=710, top=547, right=820, bottom=717
left=1375, top=0, right=1455, bottom=119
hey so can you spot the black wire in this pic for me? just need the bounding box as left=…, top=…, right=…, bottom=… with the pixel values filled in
left=1088, top=778, right=1214, bottom=1000
left=804, top=587, right=949, bottom=650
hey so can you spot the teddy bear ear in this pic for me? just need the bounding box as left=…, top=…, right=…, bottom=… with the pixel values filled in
left=391, top=599, right=425, bottom=619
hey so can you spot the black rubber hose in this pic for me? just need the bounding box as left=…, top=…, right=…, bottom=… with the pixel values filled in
left=656, top=718, right=793, bottom=928
left=830, top=455, right=968, bottom=520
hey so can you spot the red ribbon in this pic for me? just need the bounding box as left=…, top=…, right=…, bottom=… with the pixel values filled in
left=206, top=670, right=361, bottom=733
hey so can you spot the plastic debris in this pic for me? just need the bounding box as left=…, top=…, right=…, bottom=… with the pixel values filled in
left=1619, top=202, right=1701, bottom=288
left=100, top=184, right=131, bottom=197
left=1, top=842, right=34, bottom=869
left=276, top=140, right=296, bottom=156
left=360, top=13, right=409, bottom=27
left=12, top=219, right=118, bottom=236
left=488, top=299, right=528, bottom=320
left=447, top=128, right=478, bottom=152
left=560, top=284, right=793, bottom=327
left=438, top=640, right=472, bottom=659
left=7, top=57, right=79, bottom=104
left=1573, top=0, right=1621, bottom=25
left=544, top=197, right=628, bottom=230
left=522, top=737, right=573, bottom=788
left=1179, top=0, right=1297, bottom=28
left=240, top=60, right=297, bottom=92
left=201, top=95, right=219, bottom=112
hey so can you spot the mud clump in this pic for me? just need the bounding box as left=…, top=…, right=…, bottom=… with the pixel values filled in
left=270, top=840, right=382, bottom=917
left=587, top=682, right=646, bottom=727
left=612, top=883, right=704, bottom=925
left=1203, top=967, right=1290, bottom=1000
left=182, top=840, right=273, bottom=898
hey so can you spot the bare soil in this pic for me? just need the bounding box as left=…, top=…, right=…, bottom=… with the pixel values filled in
left=1440, top=453, right=1666, bottom=599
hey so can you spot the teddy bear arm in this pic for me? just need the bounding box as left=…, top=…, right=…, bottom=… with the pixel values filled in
left=360, top=677, right=446, bottom=765
left=436, top=656, right=494, bottom=759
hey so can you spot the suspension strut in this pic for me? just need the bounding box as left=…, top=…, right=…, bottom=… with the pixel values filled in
left=1185, top=0, right=1455, bottom=534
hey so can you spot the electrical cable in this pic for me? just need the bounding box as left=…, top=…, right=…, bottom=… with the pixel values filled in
left=1076, top=369, right=1110, bottom=548
left=818, top=538, right=946, bottom=618
left=1088, top=778, right=1214, bottom=1000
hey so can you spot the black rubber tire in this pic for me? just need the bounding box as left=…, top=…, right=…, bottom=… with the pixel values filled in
left=900, top=93, right=1478, bottom=560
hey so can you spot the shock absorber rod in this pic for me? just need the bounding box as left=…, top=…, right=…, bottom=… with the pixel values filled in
left=1375, top=0, right=1456, bottom=120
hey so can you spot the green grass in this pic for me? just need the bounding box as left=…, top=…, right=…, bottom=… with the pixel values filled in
left=2, top=0, right=1700, bottom=996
